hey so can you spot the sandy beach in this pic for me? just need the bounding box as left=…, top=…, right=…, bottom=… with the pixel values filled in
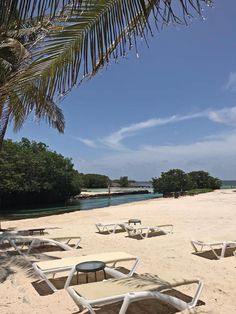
left=0, top=189, right=235, bottom=314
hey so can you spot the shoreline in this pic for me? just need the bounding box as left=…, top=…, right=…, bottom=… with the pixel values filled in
left=0, top=192, right=161, bottom=221
left=75, top=189, right=150, bottom=199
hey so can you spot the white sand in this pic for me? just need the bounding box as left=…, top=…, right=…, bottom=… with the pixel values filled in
left=0, top=189, right=236, bottom=314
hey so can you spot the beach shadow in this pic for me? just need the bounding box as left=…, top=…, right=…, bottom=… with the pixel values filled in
left=192, top=247, right=236, bottom=260
left=0, top=252, right=41, bottom=283
left=0, top=253, right=15, bottom=283
left=95, top=230, right=126, bottom=235
left=0, top=242, right=12, bottom=250
left=126, top=231, right=167, bottom=240
left=32, top=271, right=107, bottom=296
left=32, top=267, right=131, bottom=296
left=71, top=289, right=204, bottom=314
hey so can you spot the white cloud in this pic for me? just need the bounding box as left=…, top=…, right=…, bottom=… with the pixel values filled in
left=75, top=130, right=236, bottom=180
left=224, top=72, right=236, bottom=92
left=208, top=107, right=236, bottom=125
left=100, top=107, right=236, bottom=150
left=101, top=113, right=205, bottom=150
left=77, top=106, right=236, bottom=152
left=78, top=138, right=98, bottom=148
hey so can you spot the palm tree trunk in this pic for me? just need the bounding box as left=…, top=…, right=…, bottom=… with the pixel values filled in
left=0, top=102, right=10, bottom=151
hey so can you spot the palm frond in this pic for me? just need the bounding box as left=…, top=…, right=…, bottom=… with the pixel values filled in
left=3, top=0, right=213, bottom=106
left=0, top=0, right=82, bottom=31
left=0, top=0, right=213, bottom=143
left=0, top=38, right=29, bottom=71
left=6, top=25, right=43, bottom=40
left=7, top=89, right=65, bottom=133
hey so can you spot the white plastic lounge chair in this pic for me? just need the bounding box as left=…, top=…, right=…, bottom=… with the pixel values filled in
left=32, top=251, right=140, bottom=292
left=67, top=274, right=204, bottom=314
left=95, top=223, right=128, bottom=234
left=49, top=235, right=81, bottom=249
left=2, top=234, right=81, bottom=255
left=191, top=240, right=236, bottom=259
left=125, top=224, right=173, bottom=239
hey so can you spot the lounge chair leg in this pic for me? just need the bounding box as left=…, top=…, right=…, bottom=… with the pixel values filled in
left=67, top=287, right=96, bottom=314
left=220, top=242, right=227, bottom=259
left=119, top=295, right=131, bottom=314
left=128, top=257, right=140, bottom=276
left=27, top=239, right=37, bottom=254
left=188, top=280, right=204, bottom=308
left=209, top=245, right=221, bottom=259
left=190, top=241, right=198, bottom=252
left=64, top=266, right=76, bottom=288
left=103, top=269, right=106, bottom=280
left=74, top=237, right=82, bottom=249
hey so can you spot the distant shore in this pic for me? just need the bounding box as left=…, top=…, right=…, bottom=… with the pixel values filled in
left=76, top=189, right=150, bottom=199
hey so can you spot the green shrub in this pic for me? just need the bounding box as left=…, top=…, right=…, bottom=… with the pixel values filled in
left=187, top=188, right=213, bottom=195
left=0, top=138, right=81, bottom=208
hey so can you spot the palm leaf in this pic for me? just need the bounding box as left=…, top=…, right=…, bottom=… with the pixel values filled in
left=0, top=0, right=213, bottom=142
left=3, top=0, right=213, bottom=107
left=0, top=0, right=81, bottom=30
left=8, top=89, right=65, bottom=133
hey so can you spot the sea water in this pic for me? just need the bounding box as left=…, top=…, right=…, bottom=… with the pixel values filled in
left=0, top=192, right=162, bottom=220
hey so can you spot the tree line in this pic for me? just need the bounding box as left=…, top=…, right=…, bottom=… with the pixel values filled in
left=0, top=139, right=222, bottom=208
left=152, top=169, right=221, bottom=196
left=0, top=139, right=110, bottom=208
left=0, top=138, right=136, bottom=208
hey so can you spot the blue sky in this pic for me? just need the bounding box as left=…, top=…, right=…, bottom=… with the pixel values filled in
left=6, top=1, right=236, bottom=180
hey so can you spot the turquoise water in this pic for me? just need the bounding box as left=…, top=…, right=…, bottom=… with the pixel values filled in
left=0, top=193, right=162, bottom=220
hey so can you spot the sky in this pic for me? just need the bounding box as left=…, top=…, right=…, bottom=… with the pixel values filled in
left=6, top=1, right=236, bottom=181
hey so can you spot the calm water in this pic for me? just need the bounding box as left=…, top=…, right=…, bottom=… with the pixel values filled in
left=0, top=192, right=162, bottom=220
left=221, top=180, right=236, bottom=188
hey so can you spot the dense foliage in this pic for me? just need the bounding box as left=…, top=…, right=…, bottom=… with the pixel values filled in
left=118, top=176, right=129, bottom=187
left=152, top=169, right=191, bottom=195
left=188, top=171, right=221, bottom=189
left=0, top=138, right=81, bottom=208
left=152, top=169, right=221, bottom=195
left=79, top=174, right=109, bottom=189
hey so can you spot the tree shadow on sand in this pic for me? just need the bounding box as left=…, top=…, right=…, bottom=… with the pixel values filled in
left=0, top=251, right=58, bottom=283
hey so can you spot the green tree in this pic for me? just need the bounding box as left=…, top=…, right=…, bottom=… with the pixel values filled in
left=188, top=171, right=221, bottom=189
left=0, top=0, right=213, bottom=148
left=0, top=138, right=81, bottom=208
left=152, top=169, right=191, bottom=195
left=80, top=173, right=109, bottom=188
left=119, top=176, right=129, bottom=187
